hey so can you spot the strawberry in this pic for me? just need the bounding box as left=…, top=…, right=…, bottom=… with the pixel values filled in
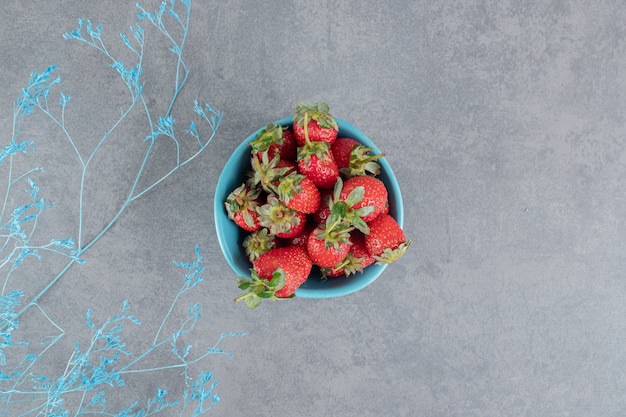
left=344, top=231, right=375, bottom=271
left=331, top=137, right=383, bottom=177
left=280, top=221, right=315, bottom=248
left=242, top=227, right=279, bottom=261
left=247, top=152, right=297, bottom=194
left=276, top=173, right=321, bottom=214
left=297, top=140, right=339, bottom=189
left=312, top=189, right=333, bottom=225
left=330, top=137, right=358, bottom=169
left=307, top=229, right=351, bottom=268
left=292, top=102, right=339, bottom=146
left=364, top=214, right=411, bottom=264
left=257, top=194, right=307, bottom=239
left=339, top=175, right=388, bottom=223
left=320, top=231, right=374, bottom=279
left=275, top=159, right=298, bottom=175
left=224, top=183, right=262, bottom=232
left=249, top=123, right=297, bottom=161
left=248, top=122, right=280, bottom=155
left=274, top=129, right=297, bottom=161
left=235, top=245, right=313, bottom=308
left=325, top=177, right=375, bottom=234
left=251, top=246, right=312, bottom=294
left=306, top=222, right=352, bottom=268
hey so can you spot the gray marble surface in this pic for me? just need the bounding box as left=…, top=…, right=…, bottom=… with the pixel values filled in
left=1, top=1, right=625, bottom=416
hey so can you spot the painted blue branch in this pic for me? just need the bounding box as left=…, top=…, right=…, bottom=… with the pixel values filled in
left=0, top=248, right=244, bottom=416
left=0, top=1, right=241, bottom=416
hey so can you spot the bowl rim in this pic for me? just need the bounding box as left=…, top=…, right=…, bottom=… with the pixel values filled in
left=214, top=116, right=404, bottom=298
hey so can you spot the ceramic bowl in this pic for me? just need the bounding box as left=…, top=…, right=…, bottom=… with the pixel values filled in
left=214, top=117, right=404, bottom=298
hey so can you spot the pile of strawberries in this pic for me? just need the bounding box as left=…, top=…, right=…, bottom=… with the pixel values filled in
left=227, top=103, right=410, bottom=308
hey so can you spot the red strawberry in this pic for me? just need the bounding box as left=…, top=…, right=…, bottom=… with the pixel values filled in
left=257, top=194, right=307, bottom=239
left=312, top=189, right=333, bottom=225
left=297, top=140, right=339, bottom=189
left=339, top=176, right=388, bottom=223
left=249, top=123, right=297, bottom=161
left=281, top=221, right=315, bottom=248
left=224, top=183, right=262, bottom=232
left=345, top=231, right=376, bottom=271
left=258, top=246, right=312, bottom=298
left=275, top=159, right=298, bottom=175
left=331, top=137, right=383, bottom=177
left=306, top=224, right=351, bottom=268
left=248, top=123, right=280, bottom=153
left=276, top=173, right=321, bottom=214
left=320, top=231, right=374, bottom=279
left=331, top=137, right=358, bottom=168
left=320, top=177, right=373, bottom=235
left=365, top=214, right=411, bottom=264
left=292, top=102, right=339, bottom=146
left=236, top=245, right=313, bottom=308
left=275, top=129, right=297, bottom=161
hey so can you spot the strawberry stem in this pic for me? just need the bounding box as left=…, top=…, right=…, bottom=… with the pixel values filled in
left=233, top=292, right=255, bottom=303
left=303, top=111, right=311, bottom=143
left=234, top=269, right=288, bottom=309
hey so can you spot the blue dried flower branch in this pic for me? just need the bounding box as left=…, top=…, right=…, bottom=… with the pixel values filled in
left=0, top=247, right=244, bottom=417
left=2, top=0, right=222, bottom=320
left=137, top=0, right=191, bottom=117
left=0, top=0, right=236, bottom=415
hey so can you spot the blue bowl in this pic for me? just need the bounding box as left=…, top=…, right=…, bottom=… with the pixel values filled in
left=214, top=117, right=404, bottom=298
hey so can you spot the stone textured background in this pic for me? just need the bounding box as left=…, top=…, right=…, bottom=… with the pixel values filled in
left=1, top=1, right=625, bottom=416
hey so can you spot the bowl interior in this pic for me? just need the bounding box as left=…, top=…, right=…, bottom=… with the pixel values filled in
left=214, top=117, right=404, bottom=298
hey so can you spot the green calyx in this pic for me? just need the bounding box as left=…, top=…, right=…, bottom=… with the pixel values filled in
left=316, top=209, right=354, bottom=251
left=257, top=194, right=301, bottom=235
left=242, top=228, right=276, bottom=261
left=234, top=268, right=290, bottom=309
left=296, top=134, right=332, bottom=161
left=314, top=224, right=352, bottom=251
left=328, top=177, right=375, bottom=235
left=225, top=183, right=262, bottom=227
left=249, top=123, right=284, bottom=153
left=293, top=102, right=338, bottom=131
left=247, top=152, right=292, bottom=194
left=330, top=252, right=367, bottom=277
left=276, top=172, right=305, bottom=204
left=374, top=240, right=412, bottom=264
left=340, top=144, right=384, bottom=178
